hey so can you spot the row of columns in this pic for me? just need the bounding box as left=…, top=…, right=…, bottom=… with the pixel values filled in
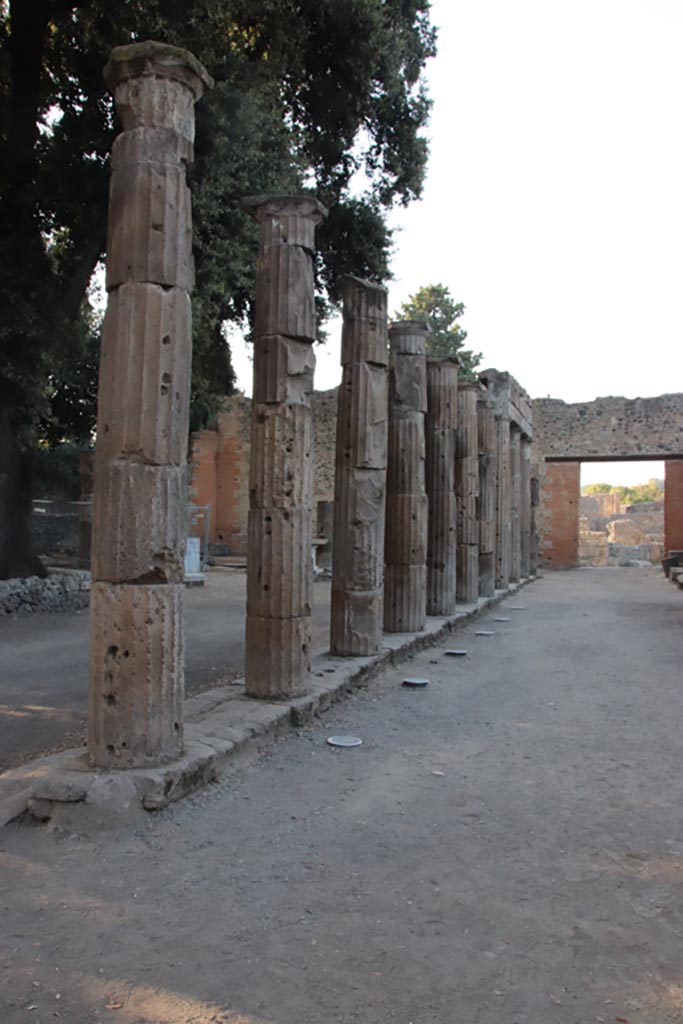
left=86, top=41, right=534, bottom=770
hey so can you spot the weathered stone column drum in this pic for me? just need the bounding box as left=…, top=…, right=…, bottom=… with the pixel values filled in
left=331, top=277, right=388, bottom=655
left=242, top=195, right=327, bottom=698
left=495, top=412, right=512, bottom=589
left=384, top=322, right=428, bottom=632
left=520, top=438, right=532, bottom=578
left=477, top=387, right=496, bottom=597
left=455, top=382, right=480, bottom=603
left=425, top=360, right=459, bottom=615
left=509, top=427, right=522, bottom=582
left=88, top=43, right=212, bottom=769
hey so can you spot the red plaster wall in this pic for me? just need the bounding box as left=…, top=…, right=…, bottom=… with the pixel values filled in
left=541, top=461, right=580, bottom=569
left=664, top=460, right=683, bottom=554
left=189, top=430, right=218, bottom=543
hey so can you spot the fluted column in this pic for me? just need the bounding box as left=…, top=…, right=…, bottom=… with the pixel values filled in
left=88, top=43, right=212, bottom=769
left=242, top=195, right=327, bottom=698
left=510, top=427, right=522, bottom=582
left=495, top=412, right=511, bottom=589
left=520, top=437, right=532, bottom=578
left=331, top=276, right=388, bottom=655
left=425, top=360, right=458, bottom=615
left=456, top=382, right=480, bottom=603
left=384, top=322, right=428, bottom=632
left=477, top=387, right=496, bottom=597
left=530, top=475, right=540, bottom=575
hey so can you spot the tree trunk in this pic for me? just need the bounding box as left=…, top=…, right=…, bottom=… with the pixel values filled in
left=0, top=407, right=47, bottom=580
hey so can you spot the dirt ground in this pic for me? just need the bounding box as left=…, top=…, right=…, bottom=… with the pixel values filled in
left=2, top=567, right=683, bottom=1024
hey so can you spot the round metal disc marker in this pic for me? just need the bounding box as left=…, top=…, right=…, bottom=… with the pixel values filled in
left=327, top=735, right=363, bottom=748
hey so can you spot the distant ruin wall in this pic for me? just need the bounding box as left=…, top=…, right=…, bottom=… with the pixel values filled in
left=533, top=393, right=683, bottom=461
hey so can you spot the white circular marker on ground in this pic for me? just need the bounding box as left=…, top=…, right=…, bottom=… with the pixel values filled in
left=476, top=630, right=494, bottom=636
left=402, top=677, right=430, bottom=688
left=445, top=650, right=468, bottom=656
left=327, top=735, right=363, bottom=748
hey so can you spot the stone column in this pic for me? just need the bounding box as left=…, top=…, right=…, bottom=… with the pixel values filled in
left=477, top=387, right=496, bottom=596
left=530, top=475, right=540, bottom=575
left=88, top=43, right=212, bottom=769
left=384, top=321, right=428, bottom=632
left=520, top=437, right=532, bottom=578
left=425, top=359, right=458, bottom=615
left=242, top=195, right=327, bottom=698
left=510, top=427, right=522, bottom=582
left=495, top=412, right=511, bottom=589
left=331, top=276, right=388, bottom=654
left=456, top=382, right=480, bottom=603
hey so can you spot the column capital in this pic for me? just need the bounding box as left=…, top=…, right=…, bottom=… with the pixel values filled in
left=104, top=41, right=213, bottom=98
left=241, top=194, right=328, bottom=223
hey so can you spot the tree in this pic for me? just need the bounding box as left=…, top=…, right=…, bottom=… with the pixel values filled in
left=396, top=283, right=482, bottom=377
left=0, top=0, right=437, bottom=578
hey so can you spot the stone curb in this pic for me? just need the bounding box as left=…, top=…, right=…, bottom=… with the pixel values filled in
left=0, top=578, right=535, bottom=828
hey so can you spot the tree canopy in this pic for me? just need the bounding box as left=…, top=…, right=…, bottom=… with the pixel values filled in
left=0, top=0, right=436, bottom=577
left=396, top=283, right=482, bottom=378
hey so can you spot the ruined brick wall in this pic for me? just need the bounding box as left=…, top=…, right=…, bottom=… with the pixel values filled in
left=190, top=390, right=339, bottom=554
left=533, top=394, right=683, bottom=460
left=540, top=462, right=580, bottom=568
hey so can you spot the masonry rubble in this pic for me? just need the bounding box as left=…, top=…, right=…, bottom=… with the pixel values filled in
left=88, top=42, right=212, bottom=769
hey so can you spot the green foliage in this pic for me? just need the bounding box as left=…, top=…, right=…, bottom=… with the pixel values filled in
left=582, top=483, right=613, bottom=495
left=0, top=0, right=437, bottom=442
left=581, top=479, right=664, bottom=504
left=396, top=283, right=482, bottom=378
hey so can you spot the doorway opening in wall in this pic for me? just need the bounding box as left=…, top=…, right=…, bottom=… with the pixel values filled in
left=579, top=460, right=664, bottom=567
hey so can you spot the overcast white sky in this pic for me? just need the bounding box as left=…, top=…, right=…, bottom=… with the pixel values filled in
left=231, top=0, right=683, bottom=486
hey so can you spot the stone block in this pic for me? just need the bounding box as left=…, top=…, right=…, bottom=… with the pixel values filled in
left=339, top=276, right=388, bottom=366
left=245, top=615, right=312, bottom=698
left=386, top=418, right=426, bottom=495
left=330, top=587, right=383, bottom=656
left=388, top=321, right=428, bottom=356
left=391, top=354, right=428, bottom=414
left=111, top=126, right=193, bottom=168
left=332, top=467, right=386, bottom=590
left=88, top=581, right=184, bottom=768
left=384, top=564, right=427, bottom=632
left=336, top=362, right=388, bottom=470
left=426, top=360, right=459, bottom=429
left=243, top=195, right=327, bottom=253
left=385, top=493, right=428, bottom=565
left=254, top=243, right=316, bottom=341
left=426, top=428, right=456, bottom=493
left=96, top=282, right=191, bottom=466
left=478, top=551, right=495, bottom=597
left=91, top=461, right=187, bottom=584
left=249, top=403, right=313, bottom=509
left=246, top=507, right=312, bottom=618
left=252, top=334, right=315, bottom=405
left=106, top=162, right=193, bottom=290
left=457, top=543, right=479, bottom=604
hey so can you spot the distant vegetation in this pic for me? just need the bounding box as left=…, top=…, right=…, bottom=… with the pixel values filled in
left=581, top=479, right=664, bottom=504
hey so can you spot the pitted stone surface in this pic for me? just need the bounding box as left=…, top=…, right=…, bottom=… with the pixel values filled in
left=456, top=384, right=480, bottom=604
left=331, top=277, right=388, bottom=655
left=384, top=322, right=428, bottom=633
left=88, top=42, right=210, bottom=768
left=244, top=196, right=326, bottom=697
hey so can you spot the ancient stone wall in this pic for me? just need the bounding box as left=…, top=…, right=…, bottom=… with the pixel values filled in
left=533, top=394, right=683, bottom=460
